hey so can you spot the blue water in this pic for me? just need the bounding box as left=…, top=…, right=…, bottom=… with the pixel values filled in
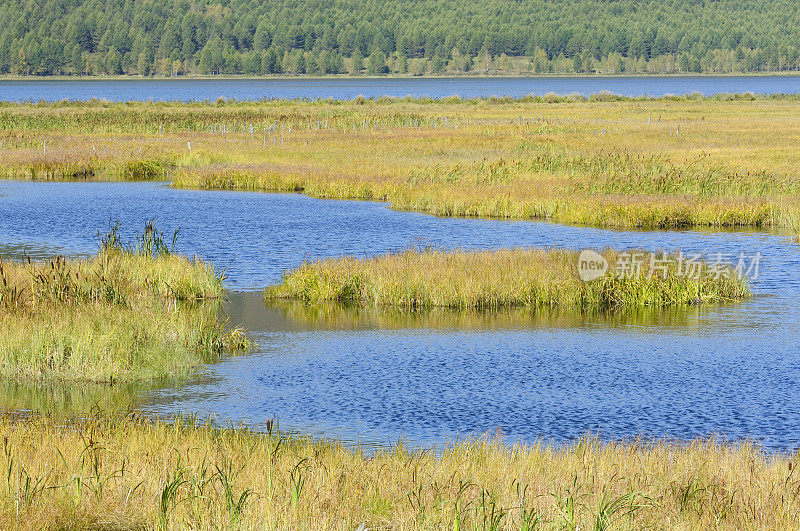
left=1, top=76, right=800, bottom=102
left=1, top=181, right=798, bottom=450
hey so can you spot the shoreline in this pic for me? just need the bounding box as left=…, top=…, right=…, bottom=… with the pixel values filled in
left=3, top=72, right=800, bottom=82
left=3, top=92, right=800, bottom=106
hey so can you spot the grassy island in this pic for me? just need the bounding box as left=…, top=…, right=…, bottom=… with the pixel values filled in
left=0, top=224, right=247, bottom=382
left=265, top=248, right=751, bottom=311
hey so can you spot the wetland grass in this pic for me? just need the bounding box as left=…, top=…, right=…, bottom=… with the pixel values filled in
left=2, top=97, right=800, bottom=230
left=0, top=224, right=247, bottom=382
left=0, top=303, right=226, bottom=382
left=789, top=217, right=800, bottom=244
left=0, top=97, right=788, bottom=528
left=0, top=414, right=796, bottom=529
left=265, top=248, right=750, bottom=311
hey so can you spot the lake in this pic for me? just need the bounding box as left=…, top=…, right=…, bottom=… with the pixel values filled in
left=1, top=180, right=798, bottom=451
left=2, top=75, right=800, bottom=102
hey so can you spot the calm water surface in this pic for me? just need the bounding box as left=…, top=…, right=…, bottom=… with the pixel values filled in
left=1, top=181, right=798, bottom=450
left=2, top=76, right=800, bottom=102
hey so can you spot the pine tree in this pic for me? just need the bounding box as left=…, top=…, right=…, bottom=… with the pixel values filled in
left=367, top=48, right=388, bottom=74
left=349, top=49, right=363, bottom=75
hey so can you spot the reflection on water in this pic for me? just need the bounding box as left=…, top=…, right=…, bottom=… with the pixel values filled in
left=238, top=297, right=704, bottom=332
left=0, top=380, right=148, bottom=419
left=0, top=241, right=83, bottom=261
left=1, top=180, right=800, bottom=450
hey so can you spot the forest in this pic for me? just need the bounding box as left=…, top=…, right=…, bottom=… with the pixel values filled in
left=1, top=0, right=800, bottom=76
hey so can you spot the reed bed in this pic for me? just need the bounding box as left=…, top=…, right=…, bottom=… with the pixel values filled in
left=0, top=414, right=796, bottom=529
left=0, top=224, right=247, bottom=382
left=265, top=248, right=750, bottom=310
left=0, top=251, right=222, bottom=308
left=3, top=97, right=800, bottom=229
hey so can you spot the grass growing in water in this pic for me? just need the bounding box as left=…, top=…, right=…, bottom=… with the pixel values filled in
left=0, top=222, right=248, bottom=382
left=789, top=216, right=800, bottom=245
left=0, top=414, right=797, bottom=529
left=3, top=96, right=800, bottom=230
left=265, top=248, right=750, bottom=310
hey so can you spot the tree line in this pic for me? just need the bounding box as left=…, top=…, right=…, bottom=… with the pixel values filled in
left=1, top=0, right=799, bottom=76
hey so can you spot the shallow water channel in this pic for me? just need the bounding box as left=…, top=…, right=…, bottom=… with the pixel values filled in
left=1, top=180, right=798, bottom=450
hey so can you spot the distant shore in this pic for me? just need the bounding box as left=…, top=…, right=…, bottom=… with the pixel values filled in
left=2, top=72, right=800, bottom=82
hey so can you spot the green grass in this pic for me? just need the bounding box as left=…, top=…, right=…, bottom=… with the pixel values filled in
left=0, top=223, right=249, bottom=382
left=0, top=302, right=229, bottom=382
left=265, top=247, right=751, bottom=311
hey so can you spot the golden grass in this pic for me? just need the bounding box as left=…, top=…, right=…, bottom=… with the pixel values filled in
left=265, top=248, right=750, bottom=310
left=0, top=414, right=796, bottom=529
left=0, top=252, right=223, bottom=309
left=0, top=249, right=247, bottom=382
left=3, top=96, right=800, bottom=229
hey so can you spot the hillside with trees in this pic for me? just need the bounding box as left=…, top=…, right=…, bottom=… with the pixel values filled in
left=1, top=0, right=799, bottom=76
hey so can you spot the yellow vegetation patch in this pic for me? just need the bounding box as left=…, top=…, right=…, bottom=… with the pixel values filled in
left=266, top=248, right=751, bottom=310
left=3, top=97, right=800, bottom=229
left=0, top=415, right=795, bottom=529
